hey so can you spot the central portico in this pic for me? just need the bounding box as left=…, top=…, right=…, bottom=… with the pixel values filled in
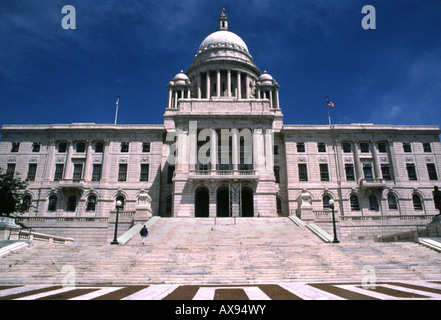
left=163, top=9, right=283, bottom=218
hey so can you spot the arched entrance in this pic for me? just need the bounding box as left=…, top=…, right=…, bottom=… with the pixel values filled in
left=217, top=189, right=230, bottom=217
left=195, top=188, right=209, bottom=217
left=241, top=187, right=254, bottom=217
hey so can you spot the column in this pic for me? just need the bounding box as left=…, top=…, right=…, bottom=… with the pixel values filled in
left=63, top=140, right=73, bottom=179
left=216, top=70, right=221, bottom=97
left=253, top=129, right=265, bottom=174
left=198, top=73, right=202, bottom=99
left=265, top=129, right=274, bottom=173
left=174, top=90, right=178, bottom=109
left=352, top=141, right=363, bottom=182
left=269, top=90, right=273, bottom=108
left=371, top=141, right=381, bottom=179
left=245, top=74, right=250, bottom=98
left=187, top=87, right=191, bottom=99
left=84, top=140, right=93, bottom=181
left=227, top=69, right=231, bottom=97
left=168, top=88, right=172, bottom=108
left=388, top=140, right=399, bottom=182
left=232, top=128, right=239, bottom=171
left=100, top=140, right=111, bottom=182
left=206, top=72, right=211, bottom=98
left=237, top=71, right=241, bottom=99
left=210, top=128, right=217, bottom=171
left=44, top=140, right=56, bottom=181
left=275, top=89, right=280, bottom=108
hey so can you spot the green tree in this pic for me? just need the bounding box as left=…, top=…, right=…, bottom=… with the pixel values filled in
left=0, top=168, right=29, bottom=217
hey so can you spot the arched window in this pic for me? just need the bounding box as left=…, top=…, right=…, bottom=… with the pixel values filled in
left=369, top=195, right=379, bottom=211
left=66, top=195, right=77, bottom=212
left=23, top=195, right=32, bottom=212
left=388, top=194, right=398, bottom=210
left=86, top=195, right=97, bottom=211
left=323, top=195, right=331, bottom=209
left=48, top=195, right=57, bottom=211
left=412, top=194, right=423, bottom=210
left=350, top=195, right=360, bottom=211
left=116, top=195, right=125, bottom=210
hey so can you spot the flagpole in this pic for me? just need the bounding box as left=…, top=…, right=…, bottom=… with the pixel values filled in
left=114, top=94, right=120, bottom=125
left=326, top=96, right=331, bottom=126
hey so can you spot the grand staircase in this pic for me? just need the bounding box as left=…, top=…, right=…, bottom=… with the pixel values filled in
left=0, top=217, right=440, bottom=286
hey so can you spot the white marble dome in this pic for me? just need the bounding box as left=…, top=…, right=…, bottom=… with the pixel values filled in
left=198, top=30, right=249, bottom=54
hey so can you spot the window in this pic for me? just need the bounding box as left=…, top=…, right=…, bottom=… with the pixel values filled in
left=297, top=143, right=305, bottom=153
left=76, top=142, right=86, bottom=153
left=423, top=143, right=432, bottom=153
left=273, top=145, right=278, bottom=155
left=32, top=143, right=41, bottom=152
left=58, top=142, right=67, bottom=153
left=23, top=195, right=32, bottom=213
left=412, top=194, right=423, bottom=210
left=388, top=194, right=398, bottom=210
left=369, top=195, right=379, bottom=211
left=140, top=164, right=150, bottom=181
left=167, top=165, right=175, bottom=183
left=345, top=164, right=355, bottom=181
left=48, top=195, right=57, bottom=211
left=427, top=163, right=438, bottom=180
left=322, top=195, right=331, bottom=209
left=350, top=195, right=360, bottom=211
left=360, top=142, right=370, bottom=153
left=54, top=164, right=64, bottom=181
left=116, top=196, right=125, bottom=210
left=363, top=164, right=373, bottom=180
left=378, top=142, right=387, bottom=153
left=274, top=166, right=280, bottom=183
left=320, top=164, right=329, bottom=181
left=381, top=164, right=392, bottom=180
left=86, top=195, right=97, bottom=211
left=6, top=163, right=15, bottom=177
left=317, top=143, right=326, bottom=153
left=120, top=142, right=129, bottom=153
left=11, top=143, right=20, bottom=152
left=95, top=142, right=104, bottom=153
left=118, top=164, right=127, bottom=182
left=27, top=163, right=37, bottom=181
left=403, top=143, right=412, bottom=153
left=66, top=195, right=77, bottom=212
left=92, top=164, right=102, bottom=181
left=406, top=164, right=417, bottom=181
left=73, top=163, right=83, bottom=181
left=298, top=164, right=308, bottom=181
left=342, top=142, right=351, bottom=153
left=276, top=197, right=283, bottom=215
left=142, top=142, right=151, bottom=153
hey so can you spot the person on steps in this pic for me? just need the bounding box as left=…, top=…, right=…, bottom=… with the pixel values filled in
left=140, top=225, right=148, bottom=245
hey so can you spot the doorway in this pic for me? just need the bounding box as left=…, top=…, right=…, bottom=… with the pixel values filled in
left=195, top=188, right=209, bottom=217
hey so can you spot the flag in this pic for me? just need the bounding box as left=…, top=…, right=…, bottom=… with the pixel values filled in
left=327, top=101, right=334, bottom=107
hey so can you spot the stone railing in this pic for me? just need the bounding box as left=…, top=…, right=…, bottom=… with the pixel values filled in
left=18, top=217, right=109, bottom=222
left=15, top=229, right=74, bottom=244
left=340, top=215, right=435, bottom=222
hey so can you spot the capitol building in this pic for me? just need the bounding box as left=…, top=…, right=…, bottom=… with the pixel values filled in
left=1, top=10, right=440, bottom=243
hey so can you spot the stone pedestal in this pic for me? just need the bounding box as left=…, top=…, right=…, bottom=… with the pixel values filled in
left=297, top=190, right=314, bottom=222
left=0, top=217, right=21, bottom=240
left=134, top=191, right=153, bottom=224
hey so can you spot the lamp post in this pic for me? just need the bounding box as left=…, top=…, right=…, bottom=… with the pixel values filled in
left=111, top=200, right=123, bottom=245
left=328, top=199, right=340, bottom=243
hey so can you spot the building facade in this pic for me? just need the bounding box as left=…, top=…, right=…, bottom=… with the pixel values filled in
left=1, top=11, right=440, bottom=242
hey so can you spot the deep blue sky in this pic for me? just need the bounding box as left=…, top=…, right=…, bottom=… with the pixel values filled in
left=1, top=1, right=440, bottom=131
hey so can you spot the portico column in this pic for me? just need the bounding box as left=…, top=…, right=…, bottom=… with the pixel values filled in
left=217, top=70, right=221, bottom=97
left=371, top=140, right=381, bottom=179
left=253, top=129, right=265, bottom=174
left=210, top=128, right=217, bottom=171
left=237, top=71, right=241, bottom=99
left=388, top=140, right=399, bottom=182
left=352, top=141, right=363, bottom=182
left=232, top=128, right=239, bottom=171
left=245, top=74, right=250, bottom=98
left=265, top=129, right=274, bottom=173
left=227, top=69, right=231, bottom=97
